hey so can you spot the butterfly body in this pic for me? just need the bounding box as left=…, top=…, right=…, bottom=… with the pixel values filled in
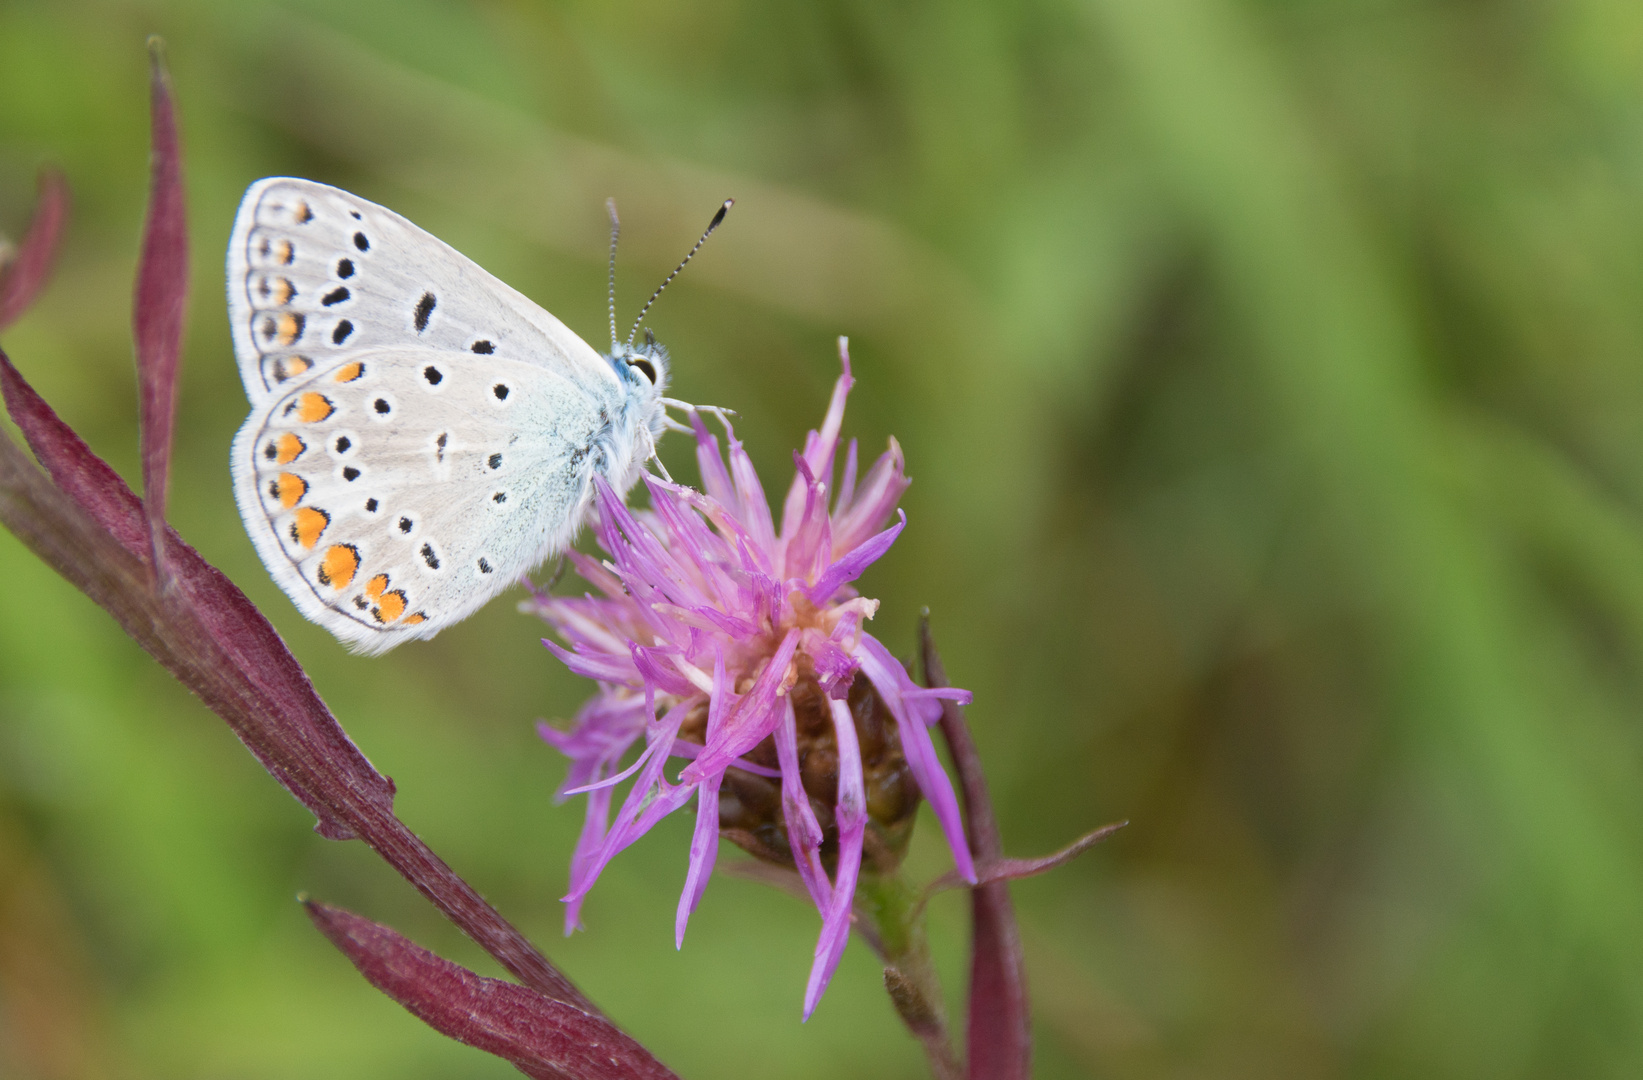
left=227, top=178, right=669, bottom=653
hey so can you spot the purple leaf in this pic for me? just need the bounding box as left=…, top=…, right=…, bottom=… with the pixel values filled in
left=0, top=168, right=69, bottom=331
left=305, top=902, right=677, bottom=1080
left=1, top=348, right=378, bottom=836
left=0, top=350, right=594, bottom=1011
left=134, top=38, right=189, bottom=579
left=1, top=351, right=148, bottom=552
left=921, top=617, right=1029, bottom=1080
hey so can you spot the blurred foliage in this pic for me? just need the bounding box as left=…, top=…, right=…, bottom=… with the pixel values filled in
left=2, top=0, right=1643, bottom=1076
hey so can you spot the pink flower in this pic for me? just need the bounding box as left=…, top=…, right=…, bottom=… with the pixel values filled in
left=531, top=340, right=975, bottom=1017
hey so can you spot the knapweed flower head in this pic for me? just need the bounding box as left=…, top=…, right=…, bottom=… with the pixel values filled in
left=530, top=343, right=976, bottom=1017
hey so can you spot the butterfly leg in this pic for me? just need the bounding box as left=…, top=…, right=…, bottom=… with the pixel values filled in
left=661, top=397, right=737, bottom=417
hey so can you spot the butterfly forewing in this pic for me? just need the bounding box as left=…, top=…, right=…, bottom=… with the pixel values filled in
left=226, top=177, right=617, bottom=404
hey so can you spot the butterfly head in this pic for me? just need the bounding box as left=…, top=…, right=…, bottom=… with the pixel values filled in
left=614, top=327, right=671, bottom=395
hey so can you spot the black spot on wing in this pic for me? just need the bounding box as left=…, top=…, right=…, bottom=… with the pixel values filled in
left=353, top=231, right=370, bottom=251
left=322, top=286, right=349, bottom=306
left=471, top=340, right=494, bottom=354
left=414, top=292, right=436, bottom=333
left=336, top=258, right=355, bottom=278
left=332, top=319, right=354, bottom=344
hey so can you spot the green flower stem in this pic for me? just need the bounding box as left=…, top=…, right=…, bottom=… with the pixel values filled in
left=858, top=872, right=962, bottom=1080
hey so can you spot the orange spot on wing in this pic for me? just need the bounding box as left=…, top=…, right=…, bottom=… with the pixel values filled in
left=275, top=356, right=310, bottom=382
left=334, top=362, right=364, bottom=383
left=273, top=277, right=294, bottom=305
left=275, top=313, right=304, bottom=347
left=273, top=472, right=306, bottom=508
left=373, top=590, right=407, bottom=624
left=364, top=574, right=389, bottom=600
left=404, top=612, right=426, bottom=625
left=276, top=239, right=293, bottom=264
left=275, top=433, right=306, bottom=464
left=317, top=544, right=359, bottom=589
left=296, top=392, right=334, bottom=423
left=291, top=507, right=329, bottom=549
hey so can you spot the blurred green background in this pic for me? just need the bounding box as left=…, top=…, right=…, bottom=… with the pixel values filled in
left=3, top=0, right=1643, bottom=1076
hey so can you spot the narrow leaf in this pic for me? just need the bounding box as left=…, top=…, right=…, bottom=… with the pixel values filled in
left=1, top=351, right=149, bottom=552
left=922, top=821, right=1128, bottom=900
left=134, top=37, right=189, bottom=579
left=0, top=348, right=595, bottom=1011
left=0, top=168, right=69, bottom=330
left=1, top=349, right=380, bottom=837
left=305, top=902, right=677, bottom=1080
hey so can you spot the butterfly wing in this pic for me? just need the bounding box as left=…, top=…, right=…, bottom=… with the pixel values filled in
left=226, top=177, right=620, bottom=405
left=232, top=347, right=622, bottom=654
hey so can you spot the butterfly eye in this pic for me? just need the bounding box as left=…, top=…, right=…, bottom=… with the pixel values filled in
left=629, top=358, right=657, bottom=384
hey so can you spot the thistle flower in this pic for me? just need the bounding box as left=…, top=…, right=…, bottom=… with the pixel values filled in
left=531, top=341, right=976, bottom=1017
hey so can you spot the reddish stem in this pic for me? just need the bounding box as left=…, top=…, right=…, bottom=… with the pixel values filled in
left=920, top=617, right=1031, bottom=1080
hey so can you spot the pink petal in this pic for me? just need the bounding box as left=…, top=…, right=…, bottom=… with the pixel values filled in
left=666, top=739, right=780, bottom=779
left=833, top=439, right=910, bottom=554
left=630, top=643, right=699, bottom=698
left=726, top=435, right=776, bottom=553
left=834, top=438, right=859, bottom=516
left=855, top=633, right=976, bottom=883
left=774, top=697, right=830, bottom=912
left=541, top=639, right=637, bottom=686
left=802, top=696, right=869, bottom=1019
left=680, top=628, right=800, bottom=782
left=689, top=411, right=739, bottom=515
left=562, top=701, right=692, bottom=918
left=675, top=775, right=722, bottom=948
left=782, top=453, right=832, bottom=583
left=800, top=627, right=859, bottom=700
left=805, top=339, right=855, bottom=483
left=805, top=510, right=904, bottom=605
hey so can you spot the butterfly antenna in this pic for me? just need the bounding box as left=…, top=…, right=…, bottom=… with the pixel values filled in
left=626, top=198, right=733, bottom=349
left=606, top=198, right=622, bottom=356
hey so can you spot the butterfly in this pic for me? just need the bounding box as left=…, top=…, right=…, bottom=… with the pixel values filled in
left=226, top=178, right=720, bottom=654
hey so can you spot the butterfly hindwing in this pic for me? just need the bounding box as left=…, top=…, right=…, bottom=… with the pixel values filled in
left=226, top=177, right=619, bottom=405
left=232, top=347, right=621, bottom=654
